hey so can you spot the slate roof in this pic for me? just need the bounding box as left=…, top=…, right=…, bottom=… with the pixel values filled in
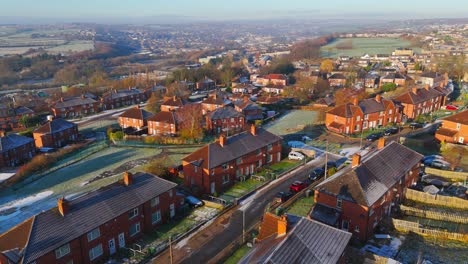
left=161, top=97, right=186, bottom=108
left=0, top=134, right=34, bottom=153
left=203, top=96, right=230, bottom=106
left=0, top=172, right=176, bottom=263
left=381, top=72, right=407, bottom=80
left=34, top=118, right=77, bottom=134
left=395, top=87, right=444, bottom=105
left=421, top=72, right=443, bottom=79
left=329, top=73, right=346, bottom=80
left=315, top=141, right=423, bottom=206
left=327, top=103, right=362, bottom=118
left=119, top=107, right=153, bottom=120
left=358, top=97, right=393, bottom=114
left=53, top=96, right=97, bottom=109
left=207, top=107, right=244, bottom=120
left=102, top=88, right=143, bottom=100
left=442, top=110, right=468, bottom=125
left=266, top=218, right=351, bottom=264
left=183, top=128, right=281, bottom=170
left=0, top=106, right=34, bottom=118
left=148, top=111, right=177, bottom=125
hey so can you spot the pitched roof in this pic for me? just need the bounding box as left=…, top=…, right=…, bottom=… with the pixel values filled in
left=327, top=103, right=362, bottom=118
left=0, top=134, right=34, bottom=153
left=315, top=142, right=423, bottom=206
left=161, top=97, right=186, bottom=107
left=420, top=72, right=443, bottom=79
left=52, top=96, right=98, bottom=109
left=442, top=110, right=468, bottom=125
left=310, top=203, right=340, bottom=226
left=435, top=127, right=458, bottom=137
left=358, top=98, right=393, bottom=114
left=266, top=218, right=351, bottom=264
left=395, top=87, right=444, bottom=105
left=203, top=95, right=229, bottom=106
left=381, top=72, right=407, bottom=80
left=207, top=107, right=244, bottom=120
left=1, top=172, right=176, bottom=263
left=262, top=74, right=287, bottom=80
left=33, top=118, right=77, bottom=134
left=148, top=111, right=177, bottom=125
left=119, top=107, right=153, bottom=120
left=329, top=73, right=346, bottom=80
left=183, top=128, right=281, bottom=170
left=102, top=88, right=143, bottom=99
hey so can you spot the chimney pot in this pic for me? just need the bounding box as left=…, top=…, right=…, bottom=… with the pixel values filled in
left=353, top=97, right=359, bottom=106
left=0, top=130, right=5, bottom=137
left=123, top=171, right=133, bottom=186
left=173, top=96, right=176, bottom=101
left=377, top=137, right=386, bottom=150
left=375, top=94, right=381, bottom=103
left=57, top=197, right=69, bottom=217
left=425, top=84, right=430, bottom=90
left=412, top=87, right=418, bottom=94
left=219, top=135, right=226, bottom=147
left=251, top=124, right=257, bottom=136
left=352, top=153, right=361, bottom=168
left=277, top=215, right=288, bottom=237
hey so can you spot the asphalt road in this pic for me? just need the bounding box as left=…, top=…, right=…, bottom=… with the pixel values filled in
left=153, top=152, right=343, bottom=264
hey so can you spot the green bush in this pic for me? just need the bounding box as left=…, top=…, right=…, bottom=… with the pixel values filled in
left=381, top=83, right=397, bottom=92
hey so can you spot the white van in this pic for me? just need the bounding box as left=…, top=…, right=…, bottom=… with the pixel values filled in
left=288, top=151, right=305, bottom=161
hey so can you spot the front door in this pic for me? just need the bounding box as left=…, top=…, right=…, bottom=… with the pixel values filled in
left=459, top=137, right=465, bottom=144
left=250, top=164, right=254, bottom=175
left=210, top=182, right=215, bottom=194
left=109, top=238, right=116, bottom=255
left=170, top=203, right=175, bottom=218
left=118, top=233, right=125, bottom=248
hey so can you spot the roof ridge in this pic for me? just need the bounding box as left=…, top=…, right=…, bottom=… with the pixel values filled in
left=19, top=215, right=36, bottom=263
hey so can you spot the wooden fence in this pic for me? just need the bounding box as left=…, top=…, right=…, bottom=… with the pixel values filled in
left=404, top=189, right=468, bottom=209
left=424, top=167, right=468, bottom=182
left=399, top=205, right=468, bottom=224
left=391, top=218, right=468, bottom=242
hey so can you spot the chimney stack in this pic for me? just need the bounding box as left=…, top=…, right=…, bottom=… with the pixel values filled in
left=0, top=130, right=5, bottom=137
left=251, top=124, right=257, bottom=136
left=57, top=197, right=69, bottom=217
left=173, top=96, right=176, bottom=102
left=60, top=97, right=64, bottom=102
left=219, top=135, right=226, bottom=147
left=47, top=115, right=54, bottom=122
left=136, top=105, right=140, bottom=109
left=377, top=137, right=386, bottom=150
left=123, top=171, right=133, bottom=186
left=352, top=153, right=361, bottom=168
left=353, top=97, right=359, bottom=106
left=412, top=87, right=418, bottom=94
left=375, top=94, right=381, bottom=103
left=277, top=215, right=288, bottom=237
left=424, top=84, right=430, bottom=91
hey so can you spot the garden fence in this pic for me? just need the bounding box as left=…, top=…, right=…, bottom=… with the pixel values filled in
left=391, top=218, right=468, bottom=242
left=424, top=167, right=468, bottom=182
left=399, top=205, right=468, bottom=224
left=404, top=189, right=468, bottom=209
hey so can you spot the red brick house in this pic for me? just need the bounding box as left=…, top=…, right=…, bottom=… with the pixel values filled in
left=0, top=172, right=178, bottom=264
left=419, top=72, right=448, bottom=88
left=118, top=106, right=153, bottom=131
left=147, top=111, right=178, bottom=136
left=51, top=95, right=99, bottom=118
left=201, top=94, right=231, bottom=115
left=206, top=106, right=245, bottom=135
left=262, top=84, right=285, bottom=95
left=255, top=74, right=288, bottom=86
left=0, top=106, right=35, bottom=131
left=311, top=140, right=423, bottom=241
left=234, top=99, right=264, bottom=122
left=326, top=95, right=402, bottom=135
left=394, top=86, right=445, bottom=119
left=379, top=72, right=409, bottom=87
left=101, top=88, right=146, bottom=110
left=196, top=77, right=216, bottom=91
left=160, top=97, right=186, bottom=112
left=328, top=73, right=347, bottom=87
left=182, top=126, right=282, bottom=195
left=0, top=132, right=35, bottom=168
left=435, top=110, right=468, bottom=145
left=33, top=118, right=79, bottom=148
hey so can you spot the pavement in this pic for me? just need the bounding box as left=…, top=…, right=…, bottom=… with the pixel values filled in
left=151, top=152, right=342, bottom=264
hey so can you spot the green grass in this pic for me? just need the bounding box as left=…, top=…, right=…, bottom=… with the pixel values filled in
left=285, top=195, right=315, bottom=217
left=224, top=244, right=252, bottom=264
left=265, top=110, right=319, bottom=136
left=224, top=178, right=265, bottom=198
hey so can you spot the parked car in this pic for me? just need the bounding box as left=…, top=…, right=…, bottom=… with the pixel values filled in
left=288, top=151, right=305, bottom=161
left=326, top=161, right=337, bottom=169
left=185, top=196, right=204, bottom=208
left=429, top=160, right=451, bottom=170
left=366, top=133, right=383, bottom=141
left=309, top=168, right=325, bottom=181
left=274, top=191, right=294, bottom=203
left=289, top=181, right=308, bottom=192
left=422, top=155, right=444, bottom=164
left=445, top=105, right=458, bottom=111
left=409, top=122, right=424, bottom=129
left=384, top=127, right=399, bottom=136
left=302, top=135, right=312, bottom=142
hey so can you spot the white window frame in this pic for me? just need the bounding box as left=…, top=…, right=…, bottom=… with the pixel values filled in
left=151, top=197, right=160, bottom=207
left=128, top=207, right=138, bottom=219
left=222, top=174, right=230, bottom=184
left=152, top=210, right=162, bottom=224
left=89, top=244, right=103, bottom=261
left=55, top=243, right=70, bottom=259
left=336, top=198, right=342, bottom=209
left=130, top=222, right=141, bottom=237
left=87, top=228, right=100, bottom=242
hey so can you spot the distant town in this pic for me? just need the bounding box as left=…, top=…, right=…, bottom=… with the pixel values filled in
left=0, top=16, right=467, bottom=264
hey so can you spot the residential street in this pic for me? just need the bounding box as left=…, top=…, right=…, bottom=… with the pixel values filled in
left=152, top=152, right=343, bottom=264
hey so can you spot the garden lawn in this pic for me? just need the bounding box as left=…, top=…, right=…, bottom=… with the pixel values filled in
left=265, top=110, right=319, bottom=136
left=224, top=178, right=265, bottom=198
left=285, top=195, right=315, bottom=217
left=224, top=244, right=252, bottom=264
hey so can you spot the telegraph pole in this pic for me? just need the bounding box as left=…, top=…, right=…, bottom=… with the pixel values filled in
left=324, top=140, right=328, bottom=180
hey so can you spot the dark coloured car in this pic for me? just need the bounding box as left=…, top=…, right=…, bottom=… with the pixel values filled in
left=409, top=122, right=424, bottom=129
left=185, top=196, right=204, bottom=208
left=366, top=133, right=383, bottom=141
left=309, top=168, right=325, bottom=181
left=274, top=191, right=294, bottom=203
left=289, top=181, right=308, bottom=192
left=384, top=127, right=399, bottom=136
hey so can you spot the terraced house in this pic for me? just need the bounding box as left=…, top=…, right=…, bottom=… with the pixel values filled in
left=182, top=125, right=282, bottom=195
left=311, top=140, right=423, bottom=241
left=0, top=172, right=178, bottom=264
left=326, top=95, right=402, bottom=135
left=118, top=106, right=153, bottom=131
left=0, top=132, right=36, bottom=168
left=33, top=117, right=79, bottom=148
left=147, top=111, right=178, bottom=136
left=394, top=85, right=446, bottom=119
left=206, top=106, right=245, bottom=135
left=101, top=88, right=146, bottom=110
left=51, top=95, right=99, bottom=118
left=0, top=105, right=35, bottom=131
left=435, top=110, right=468, bottom=145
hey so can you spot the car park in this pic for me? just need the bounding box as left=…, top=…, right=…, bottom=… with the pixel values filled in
left=384, top=127, right=399, bottom=136
left=185, top=196, right=204, bottom=208
left=289, top=181, right=308, bottom=192
left=366, top=133, right=383, bottom=141
left=274, top=191, right=294, bottom=203
left=288, top=151, right=305, bottom=161
left=309, top=168, right=325, bottom=181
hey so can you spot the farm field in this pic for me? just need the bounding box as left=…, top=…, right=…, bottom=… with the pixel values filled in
left=265, top=110, right=319, bottom=136
left=320, top=38, right=421, bottom=58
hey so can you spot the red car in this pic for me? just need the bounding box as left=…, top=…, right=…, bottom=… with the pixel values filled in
left=445, top=105, right=458, bottom=111
left=289, top=181, right=308, bottom=192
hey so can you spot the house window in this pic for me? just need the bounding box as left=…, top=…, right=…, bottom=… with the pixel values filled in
left=364, top=114, right=368, bottom=120
left=256, top=149, right=261, bottom=156
left=354, top=125, right=360, bottom=131
left=152, top=210, right=161, bottom=224
left=55, top=243, right=70, bottom=259
left=236, top=158, right=242, bottom=165
left=267, top=144, right=272, bottom=151
left=222, top=175, right=230, bottom=184
left=336, top=198, right=342, bottom=209
left=222, top=163, right=229, bottom=170
left=257, top=160, right=262, bottom=168
left=456, top=123, right=461, bottom=130
left=128, top=207, right=138, bottom=219
left=169, top=190, right=173, bottom=198
left=129, top=222, right=141, bottom=237
left=355, top=225, right=360, bottom=233
left=342, top=220, right=349, bottom=231
left=267, top=154, right=273, bottom=163
left=87, top=228, right=100, bottom=242
left=151, top=197, right=160, bottom=207
left=89, top=244, right=103, bottom=261
left=356, top=116, right=360, bottom=121
left=388, top=109, right=393, bottom=115
left=369, top=208, right=374, bottom=216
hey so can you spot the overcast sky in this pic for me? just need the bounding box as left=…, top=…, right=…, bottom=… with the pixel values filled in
left=1, top=0, right=467, bottom=23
